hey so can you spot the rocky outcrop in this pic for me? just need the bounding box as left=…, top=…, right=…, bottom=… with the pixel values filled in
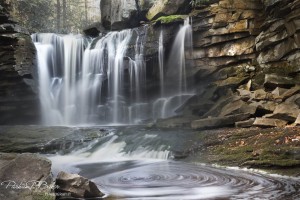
left=55, top=171, right=104, bottom=199
left=185, top=0, right=300, bottom=129
left=0, top=0, right=39, bottom=125
left=101, top=0, right=157, bottom=30
left=146, top=0, right=191, bottom=20
left=100, top=0, right=191, bottom=30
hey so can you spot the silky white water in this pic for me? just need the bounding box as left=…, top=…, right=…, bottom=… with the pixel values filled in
left=33, top=19, right=194, bottom=126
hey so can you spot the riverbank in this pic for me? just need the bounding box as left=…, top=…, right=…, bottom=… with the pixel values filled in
left=190, top=127, right=300, bottom=176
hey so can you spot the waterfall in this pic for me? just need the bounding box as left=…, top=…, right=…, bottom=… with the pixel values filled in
left=167, top=18, right=193, bottom=94
left=33, top=30, right=149, bottom=126
left=159, top=30, right=165, bottom=97
left=33, top=19, right=194, bottom=125
left=153, top=18, right=194, bottom=119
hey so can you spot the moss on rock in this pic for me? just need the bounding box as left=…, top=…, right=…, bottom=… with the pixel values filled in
left=190, top=127, right=300, bottom=176
left=154, top=15, right=188, bottom=24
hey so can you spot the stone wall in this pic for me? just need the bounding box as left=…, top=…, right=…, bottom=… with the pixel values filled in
left=0, top=0, right=39, bottom=124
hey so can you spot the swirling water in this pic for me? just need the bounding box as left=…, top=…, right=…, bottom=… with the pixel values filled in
left=47, top=127, right=300, bottom=199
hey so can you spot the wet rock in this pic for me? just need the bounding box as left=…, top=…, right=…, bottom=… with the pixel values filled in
left=191, top=113, right=251, bottom=129
left=55, top=171, right=104, bottom=199
left=235, top=118, right=255, bottom=128
left=253, top=117, right=287, bottom=128
left=83, top=22, right=106, bottom=37
left=156, top=116, right=196, bottom=128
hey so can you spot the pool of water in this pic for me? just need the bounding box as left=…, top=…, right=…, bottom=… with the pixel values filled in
left=45, top=126, right=300, bottom=199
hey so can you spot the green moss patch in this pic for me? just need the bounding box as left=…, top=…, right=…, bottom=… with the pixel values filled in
left=154, top=15, right=188, bottom=25
left=191, top=127, right=300, bottom=176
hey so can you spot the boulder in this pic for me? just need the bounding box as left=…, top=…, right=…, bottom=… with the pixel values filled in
left=146, top=0, right=191, bottom=21
left=286, top=93, right=300, bottom=106
left=271, top=87, right=289, bottom=99
left=250, top=101, right=277, bottom=115
left=235, top=118, right=255, bottom=128
left=278, top=85, right=300, bottom=100
left=237, top=89, right=252, bottom=101
left=253, top=117, right=287, bottom=128
left=269, top=102, right=300, bottom=122
left=191, top=113, right=251, bottom=129
left=101, top=0, right=139, bottom=30
left=219, top=100, right=257, bottom=116
left=264, top=74, right=296, bottom=90
left=251, top=89, right=269, bottom=100
left=55, top=171, right=104, bottom=199
left=0, top=153, right=53, bottom=200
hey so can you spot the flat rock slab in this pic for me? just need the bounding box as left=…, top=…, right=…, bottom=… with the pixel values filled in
left=253, top=117, right=288, bottom=128
left=0, top=126, right=109, bottom=153
left=191, top=113, right=250, bottom=129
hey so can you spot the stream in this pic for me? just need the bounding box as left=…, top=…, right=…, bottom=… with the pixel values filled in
left=44, top=126, right=300, bottom=199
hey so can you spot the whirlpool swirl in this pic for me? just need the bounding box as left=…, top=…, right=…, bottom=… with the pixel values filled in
left=77, top=161, right=300, bottom=200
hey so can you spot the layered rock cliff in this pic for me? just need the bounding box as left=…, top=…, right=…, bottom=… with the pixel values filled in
left=0, top=0, right=38, bottom=124
left=188, top=0, right=300, bottom=129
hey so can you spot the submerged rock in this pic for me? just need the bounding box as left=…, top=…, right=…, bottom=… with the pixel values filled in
left=55, top=171, right=104, bottom=199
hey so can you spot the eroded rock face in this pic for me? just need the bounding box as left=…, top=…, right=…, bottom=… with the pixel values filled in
left=187, top=0, right=300, bottom=129
left=0, top=0, right=39, bottom=125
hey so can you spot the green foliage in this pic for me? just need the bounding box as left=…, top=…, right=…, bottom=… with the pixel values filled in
left=11, top=0, right=100, bottom=33
left=13, top=0, right=55, bottom=33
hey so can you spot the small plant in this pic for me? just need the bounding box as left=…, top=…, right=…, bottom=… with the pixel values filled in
left=154, top=15, right=187, bottom=24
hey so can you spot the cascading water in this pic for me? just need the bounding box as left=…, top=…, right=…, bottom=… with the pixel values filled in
left=159, top=30, right=165, bottom=97
left=33, top=18, right=194, bottom=125
left=153, top=18, right=194, bottom=119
